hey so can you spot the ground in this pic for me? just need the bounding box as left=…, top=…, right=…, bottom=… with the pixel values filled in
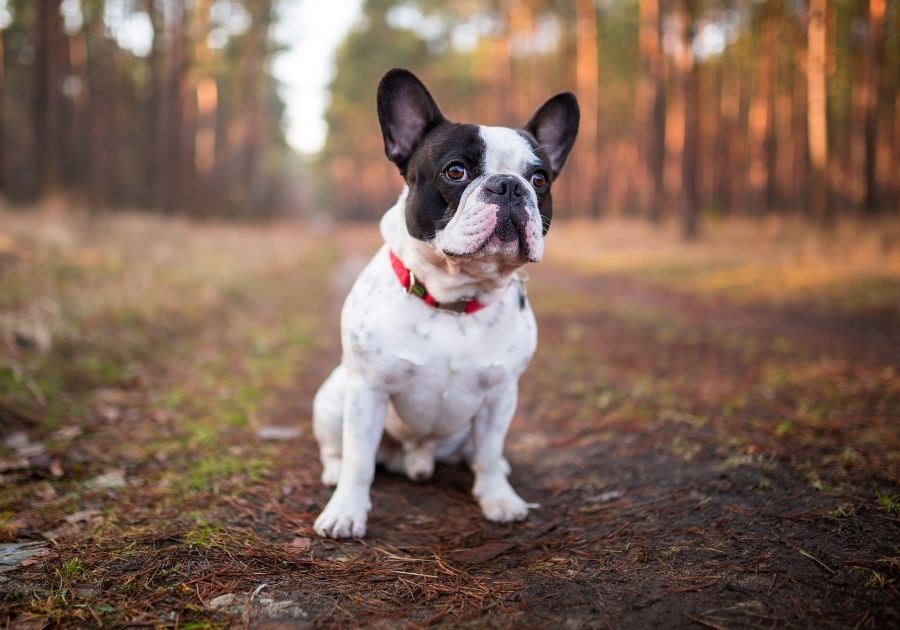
left=1, top=209, right=898, bottom=629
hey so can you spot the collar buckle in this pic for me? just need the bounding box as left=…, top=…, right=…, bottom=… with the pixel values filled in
left=406, top=270, right=426, bottom=298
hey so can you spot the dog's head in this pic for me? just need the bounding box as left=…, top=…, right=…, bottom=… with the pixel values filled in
left=377, top=69, right=579, bottom=265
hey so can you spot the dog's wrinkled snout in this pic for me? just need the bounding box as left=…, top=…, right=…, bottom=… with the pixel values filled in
left=483, top=174, right=532, bottom=244
left=483, top=174, right=526, bottom=201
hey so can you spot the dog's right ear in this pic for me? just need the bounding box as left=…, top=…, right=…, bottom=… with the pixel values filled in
left=377, top=69, right=445, bottom=173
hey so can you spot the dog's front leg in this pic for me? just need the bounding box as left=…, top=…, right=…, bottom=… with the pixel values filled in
left=471, top=382, right=538, bottom=522
left=313, top=372, right=387, bottom=538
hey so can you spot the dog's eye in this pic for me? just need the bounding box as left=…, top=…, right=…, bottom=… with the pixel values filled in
left=530, top=172, right=547, bottom=190
left=445, top=163, right=467, bottom=182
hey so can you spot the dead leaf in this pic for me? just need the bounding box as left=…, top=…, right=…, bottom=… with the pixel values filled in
left=37, top=483, right=57, bottom=501
left=51, top=426, right=82, bottom=441
left=63, top=509, right=101, bottom=524
left=0, top=231, right=18, bottom=255
left=4, top=432, right=45, bottom=458
left=93, top=388, right=127, bottom=404
left=0, top=457, right=28, bottom=473
left=19, top=557, right=43, bottom=567
left=256, top=426, right=302, bottom=441
left=286, top=537, right=311, bottom=552
left=448, top=541, right=514, bottom=562
left=208, top=593, right=237, bottom=609
left=585, top=490, right=622, bottom=504
left=97, top=405, right=121, bottom=422
left=42, top=523, right=83, bottom=542
left=88, top=469, right=126, bottom=489
left=4, top=432, right=30, bottom=450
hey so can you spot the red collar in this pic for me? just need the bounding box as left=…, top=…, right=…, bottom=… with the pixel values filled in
left=389, top=250, right=485, bottom=314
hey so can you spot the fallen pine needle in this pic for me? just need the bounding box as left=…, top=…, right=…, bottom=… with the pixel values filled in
left=389, top=570, right=439, bottom=578
left=793, top=546, right=836, bottom=575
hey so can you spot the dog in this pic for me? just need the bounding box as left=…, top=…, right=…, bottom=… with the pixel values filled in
left=312, top=69, right=579, bottom=538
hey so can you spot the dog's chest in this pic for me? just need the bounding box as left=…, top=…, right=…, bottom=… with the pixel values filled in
left=341, top=247, right=537, bottom=437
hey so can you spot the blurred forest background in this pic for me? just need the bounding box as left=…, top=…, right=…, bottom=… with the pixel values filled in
left=2, top=5, right=900, bottom=625
left=0, top=0, right=898, bottom=233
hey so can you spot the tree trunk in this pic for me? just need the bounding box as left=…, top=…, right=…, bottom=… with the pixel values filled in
left=807, top=0, right=829, bottom=221
left=637, top=0, right=665, bottom=221
left=35, top=0, right=67, bottom=195
left=163, top=3, right=189, bottom=212
left=0, top=27, right=5, bottom=193
left=880, top=3, right=899, bottom=213
left=773, top=20, right=795, bottom=211
left=144, top=0, right=161, bottom=208
left=792, top=41, right=809, bottom=214
left=664, top=2, right=687, bottom=224
left=193, top=0, right=216, bottom=178
left=241, top=2, right=272, bottom=215
left=748, top=1, right=777, bottom=215
left=574, top=0, right=599, bottom=217
left=507, top=0, right=532, bottom=123
left=679, top=0, right=699, bottom=238
left=863, top=0, right=886, bottom=212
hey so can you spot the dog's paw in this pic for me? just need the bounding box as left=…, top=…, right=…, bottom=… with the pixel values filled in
left=479, top=493, right=538, bottom=522
left=321, top=457, right=341, bottom=487
left=476, top=478, right=538, bottom=523
left=314, top=491, right=370, bottom=538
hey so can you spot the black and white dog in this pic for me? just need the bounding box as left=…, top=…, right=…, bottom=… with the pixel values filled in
left=313, top=69, right=579, bottom=538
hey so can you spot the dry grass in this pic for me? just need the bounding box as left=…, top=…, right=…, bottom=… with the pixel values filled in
left=0, top=207, right=327, bottom=348
left=546, top=216, right=900, bottom=311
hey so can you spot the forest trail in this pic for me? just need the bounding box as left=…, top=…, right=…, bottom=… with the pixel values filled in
left=1, top=215, right=898, bottom=628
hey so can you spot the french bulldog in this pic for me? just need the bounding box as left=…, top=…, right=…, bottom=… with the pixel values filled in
left=312, top=68, right=579, bottom=538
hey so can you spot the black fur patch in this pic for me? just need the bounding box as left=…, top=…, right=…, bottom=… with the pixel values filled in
left=402, top=123, right=486, bottom=241
left=377, top=69, right=445, bottom=172
left=523, top=91, right=580, bottom=177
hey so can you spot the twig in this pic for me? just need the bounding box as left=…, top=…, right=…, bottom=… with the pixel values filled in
left=250, top=583, right=267, bottom=600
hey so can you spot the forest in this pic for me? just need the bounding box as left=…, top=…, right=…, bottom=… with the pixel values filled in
left=2, top=2, right=899, bottom=627
left=1, top=1, right=898, bottom=233
left=1, top=0, right=289, bottom=217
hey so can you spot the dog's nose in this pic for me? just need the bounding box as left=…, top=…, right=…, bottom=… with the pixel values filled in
left=483, top=174, right=526, bottom=200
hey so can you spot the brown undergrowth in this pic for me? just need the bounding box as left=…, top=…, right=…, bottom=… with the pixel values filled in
left=1, top=211, right=898, bottom=628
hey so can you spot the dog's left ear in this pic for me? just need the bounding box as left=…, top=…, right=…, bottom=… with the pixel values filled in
left=377, top=69, right=446, bottom=173
left=524, top=92, right=580, bottom=177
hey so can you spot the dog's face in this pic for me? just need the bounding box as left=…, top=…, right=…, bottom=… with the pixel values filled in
left=377, top=69, right=579, bottom=264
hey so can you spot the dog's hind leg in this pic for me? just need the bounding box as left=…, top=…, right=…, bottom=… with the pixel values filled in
left=376, top=406, right=433, bottom=481
left=313, top=366, right=346, bottom=486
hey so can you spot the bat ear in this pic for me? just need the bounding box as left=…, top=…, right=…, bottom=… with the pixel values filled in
left=377, top=69, right=446, bottom=173
left=524, top=92, right=580, bottom=177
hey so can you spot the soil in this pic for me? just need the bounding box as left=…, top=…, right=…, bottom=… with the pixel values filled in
left=1, top=224, right=898, bottom=629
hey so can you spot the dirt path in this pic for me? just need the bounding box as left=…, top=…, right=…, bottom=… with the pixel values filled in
left=1, top=221, right=898, bottom=629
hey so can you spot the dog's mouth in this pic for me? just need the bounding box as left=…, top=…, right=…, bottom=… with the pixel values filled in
left=441, top=205, right=539, bottom=263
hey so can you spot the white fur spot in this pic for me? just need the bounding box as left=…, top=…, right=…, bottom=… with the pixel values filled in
left=478, top=126, right=539, bottom=175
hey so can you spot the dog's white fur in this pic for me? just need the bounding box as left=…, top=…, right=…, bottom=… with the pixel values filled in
left=312, top=125, right=543, bottom=539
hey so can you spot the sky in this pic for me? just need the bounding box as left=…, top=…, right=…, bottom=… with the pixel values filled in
left=272, top=0, right=363, bottom=155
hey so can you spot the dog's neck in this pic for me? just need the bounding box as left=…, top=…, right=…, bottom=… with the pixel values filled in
left=380, top=187, right=527, bottom=304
